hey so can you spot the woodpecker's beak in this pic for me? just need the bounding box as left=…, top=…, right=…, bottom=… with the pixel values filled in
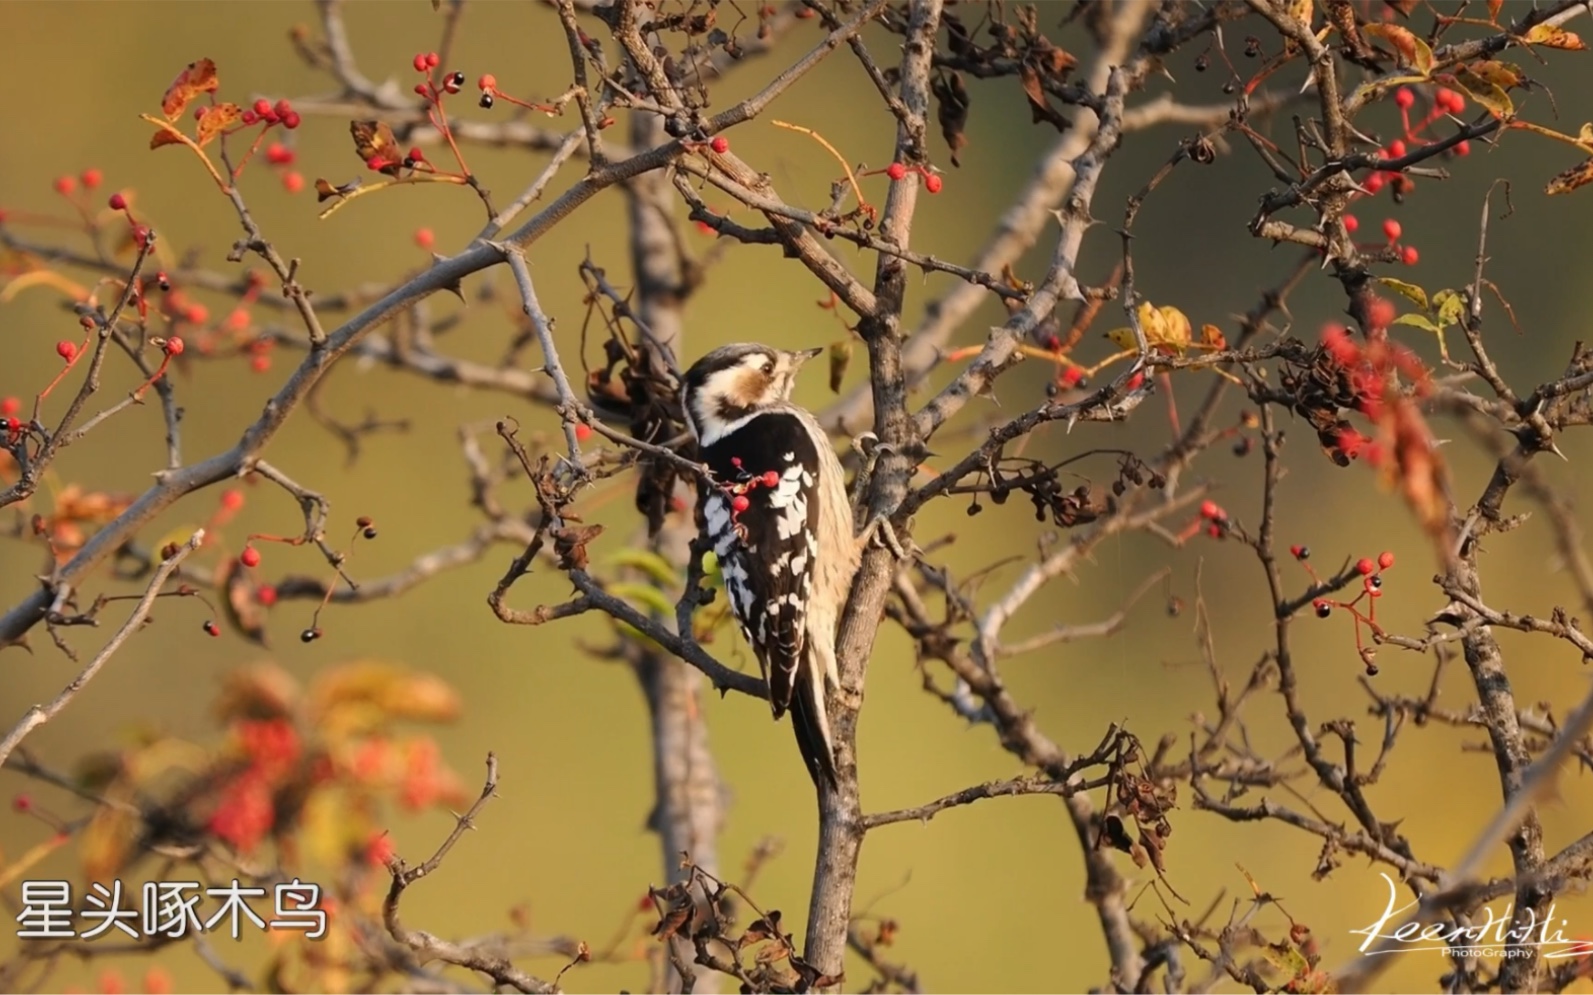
left=794, top=347, right=824, bottom=364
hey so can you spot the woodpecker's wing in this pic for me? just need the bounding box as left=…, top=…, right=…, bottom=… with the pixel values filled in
left=698, top=411, right=822, bottom=719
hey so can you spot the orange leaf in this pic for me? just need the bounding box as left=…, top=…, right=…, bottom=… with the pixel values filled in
left=161, top=58, right=220, bottom=121
left=1364, top=23, right=1433, bottom=77
left=1524, top=23, right=1586, bottom=50
left=149, top=127, right=186, bottom=150
left=1546, top=157, right=1593, bottom=195
left=196, top=102, right=242, bottom=147
left=1487, top=0, right=1503, bottom=22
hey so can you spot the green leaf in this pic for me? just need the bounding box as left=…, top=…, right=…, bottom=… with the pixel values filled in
left=601, top=549, right=680, bottom=587
left=1379, top=277, right=1430, bottom=312
left=1393, top=313, right=1443, bottom=334
left=608, top=582, right=677, bottom=619
left=1431, top=289, right=1465, bottom=329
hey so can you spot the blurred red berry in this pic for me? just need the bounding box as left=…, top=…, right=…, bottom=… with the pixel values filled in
left=251, top=354, right=272, bottom=374
left=1401, top=245, right=1420, bottom=265
left=80, top=168, right=103, bottom=189
left=1455, top=140, right=1470, bottom=156
left=240, top=546, right=261, bottom=568
left=256, top=585, right=279, bottom=607
left=414, top=227, right=435, bottom=250
left=1343, top=213, right=1358, bottom=233
left=925, top=172, right=944, bottom=193
left=425, top=52, right=440, bottom=68
left=283, top=171, right=305, bottom=194
left=1394, top=87, right=1414, bottom=110
left=253, top=98, right=272, bottom=117
left=574, top=423, right=593, bottom=442
left=164, top=336, right=185, bottom=356
left=886, top=162, right=907, bottom=181
left=1382, top=219, right=1401, bottom=241
left=1199, top=499, right=1221, bottom=520
left=1366, top=296, right=1396, bottom=331
left=1357, top=557, right=1375, bottom=575
left=56, top=341, right=78, bottom=362
left=1, top=396, right=19, bottom=417
left=1378, top=551, right=1395, bottom=570
left=53, top=175, right=76, bottom=196
left=413, top=53, right=428, bottom=73
left=107, top=192, right=127, bottom=211
left=1364, top=172, right=1385, bottom=194
left=1386, top=139, right=1407, bottom=158
left=282, top=111, right=302, bottom=130
left=12, top=793, right=31, bottom=813
left=221, top=488, right=245, bottom=512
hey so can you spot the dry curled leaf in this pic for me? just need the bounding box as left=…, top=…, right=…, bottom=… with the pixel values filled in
left=162, top=58, right=220, bottom=120
left=1018, top=64, right=1070, bottom=133
left=931, top=71, right=970, bottom=167
left=551, top=524, right=604, bottom=571
left=1363, top=22, right=1433, bottom=76
left=350, top=120, right=402, bottom=175
left=1546, top=157, right=1593, bottom=196
left=149, top=125, right=186, bottom=151
left=314, top=177, right=362, bottom=203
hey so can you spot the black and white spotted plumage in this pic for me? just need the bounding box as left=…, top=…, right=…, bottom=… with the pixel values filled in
left=681, top=344, right=858, bottom=788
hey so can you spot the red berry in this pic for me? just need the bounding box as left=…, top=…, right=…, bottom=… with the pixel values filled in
left=1378, top=551, right=1395, bottom=570
left=1343, top=213, right=1359, bottom=233
left=1290, top=544, right=1310, bottom=560
left=478, top=73, right=497, bottom=91
left=710, top=136, right=730, bottom=154
left=1366, top=296, right=1396, bottom=331
left=1199, top=499, right=1221, bottom=521
left=203, top=620, right=221, bottom=637
left=407, top=146, right=425, bottom=163
left=221, top=489, right=245, bottom=512
left=185, top=303, right=209, bottom=325
left=1438, top=88, right=1464, bottom=113
left=366, top=154, right=391, bottom=172
left=426, top=52, right=440, bottom=68
left=81, top=169, right=103, bottom=189
left=256, top=585, right=279, bottom=607
left=1455, top=140, right=1470, bottom=157
left=1060, top=366, right=1084, bottom=387
left=0, top=396, right=18, bottom=417
left=1356, top=557, right=1375, bottom=575
left=132, top=225, right=151, bottom=249
left=56, top=340, right=77, bottom=362
left=240, top=546, right=261, bottom=568
left=282, top=111, right=302, bottom=130
left=251, top=354, right=271, bottom=373
left=1382, top=219, right=1401, bottom=241
left=266, top=142, right=291, bottom=164
left=1394, top=87, right=1414, bottom=110
left=886, top=162, right=907, bottom=181
left=924, top=173, right=943, bottom=194
left=1364, top=172, right=1385, bottom=194
left=164, top=336, right=185, bottom=356
left=1386, top=139, right=1407, bottom=159
left=1314, top=599, right=1332, bottom=618
left=1125, top=371, right=1145, bottom=391
left=414, top=53, right=429, bottom=73
left=12, top=793, right=32, bottom=813
left=253, top=98, right=272, bottom=117
left=731, top=494, right=750, bottom=514
left=761, top=470, right=780, bottom=488
left=414, top=227, right=435, bottom=250
left=242, top=110, right=259, bottom=125
left=274, top=99, right=293, bottom=119
left=53, top=175, right=76, bottom=196
left=574, top=423, right=593, bottom=442
left=1401, top=245, right=1420, bottom=266
left=283, top=171, right=305, bottom=194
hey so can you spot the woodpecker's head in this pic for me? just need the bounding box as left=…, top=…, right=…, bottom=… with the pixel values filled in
left=681, top=343, right=822, bottom=445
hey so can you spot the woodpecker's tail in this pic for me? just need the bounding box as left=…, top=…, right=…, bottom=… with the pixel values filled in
left=789, top=661, right=838, bottom=789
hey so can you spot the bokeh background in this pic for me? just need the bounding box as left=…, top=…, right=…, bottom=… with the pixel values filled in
left=2, top=2, right=1591, bottom=992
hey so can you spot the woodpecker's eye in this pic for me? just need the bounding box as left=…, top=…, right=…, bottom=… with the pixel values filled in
left=761, top=359, right=775, bottom=375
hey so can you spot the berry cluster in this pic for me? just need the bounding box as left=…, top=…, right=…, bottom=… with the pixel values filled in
left=720, top=457, right=784, bottom=535
left=878, top=160, right=945, bottom=193
left=1298, top=545, right=1396, bottom=675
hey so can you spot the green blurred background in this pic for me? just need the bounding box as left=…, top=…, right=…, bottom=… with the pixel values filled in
left=2, top=2, right=1591, bottom=992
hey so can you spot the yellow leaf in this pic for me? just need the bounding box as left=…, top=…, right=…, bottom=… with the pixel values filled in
left=609, top=582, right=677, bottom=619
left=1580, top=122, right=1593, bottom=149
left=1394, top=312, right=1443, bottom=334
left=1431, top=289, right=1465, bottom=329
left=161, top=58, right=219, bottom=121
left=1364, top=23, right=1433, bottom=77
left=602, top=549, right=681, bottom=587
left=1524, top=23, right=1586, bottom=50
left=1378, top=277, right=1429, bottom=311
left=1465, top=60, right=1526, bottom=90
left=80, top=801, right=137, bottom=881
left=1453, top=69, right=1514, bottom=119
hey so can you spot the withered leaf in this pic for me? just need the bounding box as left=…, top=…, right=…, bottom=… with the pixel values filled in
left=1546, top=156, right=1593, bottom=195
left=828, top=337, right=852, bottom=393
left=1018, top=64, right=1070, bottom=133
left=350, top=120, right=403, bottom=175
left=196, top=102, right=243, bottom=148
left=552, top=523, right=604, bottom=570
left=314, top=177, right=362, bottom=203
left=218, top=555, right=270, bottom=647
left=931, top=72, right=971, bottom=167
left=1099, top=813, right=1134, bottom=853
left=1524, top=23, right=1586, bottom=50
left=162, top=58, right=220, bottom=121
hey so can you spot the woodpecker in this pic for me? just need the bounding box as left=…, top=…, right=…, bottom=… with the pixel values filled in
left=680, top=343, right=859, bottom=787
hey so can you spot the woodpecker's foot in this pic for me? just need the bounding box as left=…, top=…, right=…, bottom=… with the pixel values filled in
left=857, top=515, right=917, bottom=561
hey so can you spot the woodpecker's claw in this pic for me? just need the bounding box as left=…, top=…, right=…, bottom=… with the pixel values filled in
left=857, top=515, right=917, bottom=561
